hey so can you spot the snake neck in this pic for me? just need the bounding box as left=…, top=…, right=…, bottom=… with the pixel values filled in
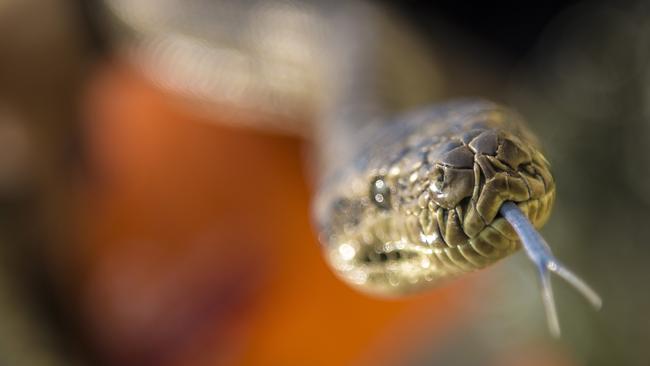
left=313, top=1, right=443, bottom=180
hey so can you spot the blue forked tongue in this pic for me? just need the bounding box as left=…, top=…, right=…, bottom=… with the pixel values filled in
left=499, top=201, right=602, bottom=337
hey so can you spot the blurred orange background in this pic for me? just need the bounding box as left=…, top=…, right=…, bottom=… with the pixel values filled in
left=4, top=1, right=643, bottom=365
left=67, top=63, right=472, bottom=366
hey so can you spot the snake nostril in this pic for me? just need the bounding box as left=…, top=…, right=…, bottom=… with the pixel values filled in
left=430, top=165, right=475, bottom=209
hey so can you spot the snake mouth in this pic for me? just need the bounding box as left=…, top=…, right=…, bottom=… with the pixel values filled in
left=357, top=246, right=414, bottom=264
left=327, top=238, right=448, bottom=295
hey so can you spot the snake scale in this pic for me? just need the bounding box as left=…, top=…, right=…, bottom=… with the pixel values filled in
left=103, top=0, right=601, bottom=336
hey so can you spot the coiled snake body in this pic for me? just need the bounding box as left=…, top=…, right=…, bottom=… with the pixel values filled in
left=103, top=0, right=601, bottom=336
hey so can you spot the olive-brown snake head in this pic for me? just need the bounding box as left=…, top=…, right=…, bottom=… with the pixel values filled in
left=316, top=100, right=551, bottom=293
left=315, top=100, right=599, bottom=335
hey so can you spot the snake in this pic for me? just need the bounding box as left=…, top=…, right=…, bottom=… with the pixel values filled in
left=101, top=0, right=602, bottom=337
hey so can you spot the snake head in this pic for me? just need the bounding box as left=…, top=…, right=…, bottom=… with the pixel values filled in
left=317, top=102, right=557, bottom=296
left=427, top=126, right=555, bottom=242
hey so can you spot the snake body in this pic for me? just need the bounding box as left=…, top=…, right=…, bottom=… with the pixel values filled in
left=102, top=0, right=600, bottom=335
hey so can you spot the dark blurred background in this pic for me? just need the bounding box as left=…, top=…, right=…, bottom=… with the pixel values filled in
left=0, top=0, right=647, bottom=365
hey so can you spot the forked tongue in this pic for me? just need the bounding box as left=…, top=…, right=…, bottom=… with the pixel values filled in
left=499, top=201, right=602, bottom=337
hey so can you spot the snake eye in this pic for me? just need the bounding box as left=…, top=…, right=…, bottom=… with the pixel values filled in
left=370, top=176, right=391, bottom=210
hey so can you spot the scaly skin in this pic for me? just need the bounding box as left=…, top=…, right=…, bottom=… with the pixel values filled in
left=315, top=100, right=555, bottom=296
